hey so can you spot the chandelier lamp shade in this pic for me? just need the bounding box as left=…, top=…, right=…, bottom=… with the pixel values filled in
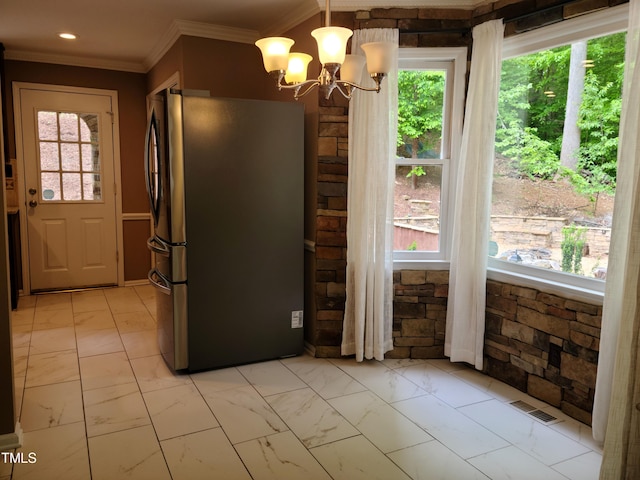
left=255, top=0, right=396, bottom=100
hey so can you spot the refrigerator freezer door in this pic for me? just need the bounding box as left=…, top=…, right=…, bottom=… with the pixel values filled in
left=148, top=268, right=188, bottom=370
left=147, top=236, right=187, bottom=283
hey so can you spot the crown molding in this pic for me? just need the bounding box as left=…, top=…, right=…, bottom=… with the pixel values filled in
left=260, top=1, right=322, bottom=36
left=322, top=0, right=485, bottom=9
left=143, top=21, right=182, bottom=72
left=3, top=49, right=146, bottom=73
left=143, top=19, right=260, bottom=72
left=5, top=1, right=490, bottom=73
left=175, top=19, right=260, bottom=43
left=145, top=2, right=321, bottom=71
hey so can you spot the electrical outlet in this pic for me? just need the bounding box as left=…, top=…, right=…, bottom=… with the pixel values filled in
left=291, top=311, right=303, bottom=329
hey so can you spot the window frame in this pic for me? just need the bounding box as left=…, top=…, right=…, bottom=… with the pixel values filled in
left=487, top=3, right=629, bottom=304
left=393, top=47, right=467, bottom=270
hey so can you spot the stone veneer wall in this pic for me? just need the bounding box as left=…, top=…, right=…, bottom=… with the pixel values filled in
left=390, top=272, right=602, bottom=425
left=485, top=280, right=601, bottom=425
left=309, top=0, right=624, bottom=423
left=391, top=271, right=449, bottom=359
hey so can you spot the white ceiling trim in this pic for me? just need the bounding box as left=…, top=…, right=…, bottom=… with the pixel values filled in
left=323, top=0, right=485, bottom=9
left=144, top=1, right=321, bottom=72
left=176, top=19, right=260, bottom=43
left=260, top=1, right=322, bottom=36
left=3, top=49, right=146, bottom=73
left=143, top=20, right=260, bottom=71
left=4, top=0, right=488, bottom=73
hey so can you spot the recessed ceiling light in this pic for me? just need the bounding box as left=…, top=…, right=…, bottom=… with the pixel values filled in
left=59, top=33, right=77, bottom=40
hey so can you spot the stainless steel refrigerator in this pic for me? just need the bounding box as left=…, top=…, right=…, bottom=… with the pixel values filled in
left=145, top=89, right=304, bottom=371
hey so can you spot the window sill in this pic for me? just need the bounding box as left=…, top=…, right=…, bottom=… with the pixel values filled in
left=392, top=259, right=604, bottom=305
left=393, top=259, right=450, bottom=271
left=487, top=265, right=604, bottom=305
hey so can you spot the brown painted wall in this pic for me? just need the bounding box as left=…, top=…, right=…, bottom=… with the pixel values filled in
left=3, top=60, right=151, bottom=282
left=276, top=14, right=324, bottom=347
left=147, top=35, right=279, bottom=99
left=147, top=29, right=322, bottom=345
left=282, top=14, right=322, bottom=237
left=146, top=38, right=184, bottom=93
left=181, top=36, right=273, bottom=99
left=4, top=61, right=148, bottom=213
left=123, top=220, right=152, bottom=281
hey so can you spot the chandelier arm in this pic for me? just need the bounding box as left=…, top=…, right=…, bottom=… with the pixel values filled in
left=339, top=75, right=382, bottom=92
left=277, top=78, right=318, bottom=92
left=256, top=1, right=392, bottom=101
left=333, top=82, right=353, bottom=100
left=339, top=80, right=381, bottom=93
left=293, top=81, right=322, bottom=99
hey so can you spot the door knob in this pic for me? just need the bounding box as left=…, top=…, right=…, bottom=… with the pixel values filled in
left=29, top=200, right=38, bottom=208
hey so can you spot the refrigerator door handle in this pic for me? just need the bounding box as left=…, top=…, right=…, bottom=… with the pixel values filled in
left=147, top=236, right=170, bottom=257
left=145, top=110, right=162, bottom=226
left=148, top=268, right=171, bottom=295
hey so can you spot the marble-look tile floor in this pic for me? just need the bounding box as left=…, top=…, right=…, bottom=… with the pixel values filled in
left=2, top=286, right=602, bottom=480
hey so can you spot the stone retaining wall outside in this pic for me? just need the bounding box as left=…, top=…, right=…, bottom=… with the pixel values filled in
left=491, top=215, right=611, bottom=257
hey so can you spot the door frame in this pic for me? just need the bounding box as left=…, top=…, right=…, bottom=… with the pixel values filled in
left=12, top=82, right=124, bottom=293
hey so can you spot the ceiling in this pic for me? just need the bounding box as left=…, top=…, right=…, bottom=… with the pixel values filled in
left=1, top=0, right=485, bottom=73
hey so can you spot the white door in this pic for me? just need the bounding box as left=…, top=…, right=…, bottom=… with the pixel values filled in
left=18, top=87, right=118, bottom=292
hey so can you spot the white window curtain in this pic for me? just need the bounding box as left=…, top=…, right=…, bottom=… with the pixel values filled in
left=341, top=28, right=398, bottom=361
left=445, top=19, right=504, bottom=370
left=592, top=0, right=640, bottom=476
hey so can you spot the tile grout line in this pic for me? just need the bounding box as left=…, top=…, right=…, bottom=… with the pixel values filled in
left=71, top=290, right=95, bottom=480
left=11, top=287, right=604, bottom=480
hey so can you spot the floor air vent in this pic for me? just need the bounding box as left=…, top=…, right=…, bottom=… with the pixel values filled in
left=510, top=400, right=536, bottom=412
left=509, top=401, right=559, bottom=423
left=528, top=409, right=557, bottom=423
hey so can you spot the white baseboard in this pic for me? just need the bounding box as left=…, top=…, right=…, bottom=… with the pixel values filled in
left=124, top=279, right=151, bottom=287
left=0, top=422, right=22, bottom=451
left=304, top=342, right=316, bottom=356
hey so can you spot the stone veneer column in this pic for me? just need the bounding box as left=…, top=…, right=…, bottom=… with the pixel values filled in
left=312, top=103, right=349, bottom=357
left=309, top=3, right=473, bottom=358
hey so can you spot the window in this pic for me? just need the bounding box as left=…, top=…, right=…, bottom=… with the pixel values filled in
left=488, top=5, right=628, bottom=298
left=37, top=110, right=102, bottom=202
left=394, top=48, right=467, bottom=268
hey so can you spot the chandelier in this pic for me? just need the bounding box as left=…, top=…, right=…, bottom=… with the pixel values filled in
left=255, top=0, right=396, bottom=100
